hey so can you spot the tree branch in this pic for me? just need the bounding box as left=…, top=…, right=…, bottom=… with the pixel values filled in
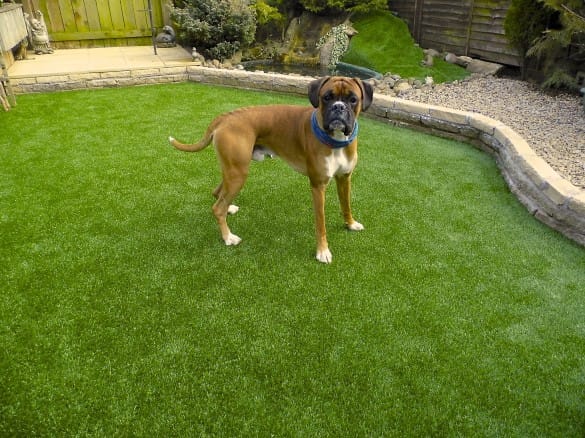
left=561, top=4, right=585, bottom=24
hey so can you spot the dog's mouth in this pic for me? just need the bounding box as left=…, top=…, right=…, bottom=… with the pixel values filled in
left=325, top=118, right=353, bottom=136
left=328, top=119, right=346, bottom=132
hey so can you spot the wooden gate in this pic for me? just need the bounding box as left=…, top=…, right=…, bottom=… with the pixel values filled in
left=391, top=0, right=520, bottom=66
left=21, top=0, right=166, bottom=48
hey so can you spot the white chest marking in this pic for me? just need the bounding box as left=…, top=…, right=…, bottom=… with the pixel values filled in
left=324, top=148, right=356, bottom=178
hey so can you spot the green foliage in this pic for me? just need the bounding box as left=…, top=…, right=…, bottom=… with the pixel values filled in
left=342, top=12, right=470, bottom=82
left=526, top=0, right=585, bottom=89
left=504, top=0, right=552, bottom=57
left=540, top=68, right=579, bottom=89
left=254, top=0, right=284, bottom=25
left=505, top=0, right=585, bottom=88
left=171, top=0, right=256, bottom=61
left=251, top=0, right=386, bottom=16
left=2, top=83, right=585, bottom=435
left=252, top=0, right=287, bottom=42
left=299, top=0, right=387, bottom=14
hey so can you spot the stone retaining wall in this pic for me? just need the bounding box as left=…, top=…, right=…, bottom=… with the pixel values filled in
left=11, top=65, right=585, bottom=246
left=11, top=66, right=190, bottom=93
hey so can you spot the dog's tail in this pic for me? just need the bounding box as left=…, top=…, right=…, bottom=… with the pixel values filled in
left=168, top=130, right=213, bottom=152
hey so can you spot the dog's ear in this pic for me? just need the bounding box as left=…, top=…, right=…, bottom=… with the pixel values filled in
left=308, top=76, right=331, bottom=108
left=354, top=78, right=374, bottom=112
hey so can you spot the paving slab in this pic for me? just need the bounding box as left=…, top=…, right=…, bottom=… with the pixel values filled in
left=8, top=45, right=194, bottom=77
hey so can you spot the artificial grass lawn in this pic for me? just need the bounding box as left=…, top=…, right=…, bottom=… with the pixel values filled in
left=1, top=82, right=584, bottom=436
left=344, top=11, right=471, bottom=83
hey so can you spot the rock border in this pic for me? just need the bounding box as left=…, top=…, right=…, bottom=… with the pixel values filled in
left=10, top=65, right=585, bottom=247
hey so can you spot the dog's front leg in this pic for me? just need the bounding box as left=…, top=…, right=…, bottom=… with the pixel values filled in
left=335, top=173, right=364, bottom=231
left=311, top=183, right=332, bottom=263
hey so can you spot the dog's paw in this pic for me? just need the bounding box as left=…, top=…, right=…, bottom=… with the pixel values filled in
left=316, top=248, right=333, bottom=264
left=227, top=204, right=239, bottom=215
left=224, top=233, right=242, bottom=246
left=347, top=221, right=364, bottom=231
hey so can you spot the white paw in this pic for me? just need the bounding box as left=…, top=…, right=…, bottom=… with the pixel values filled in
left=224, top=233, right=242, bottom=246
left=227, top=204, right=239, bottom=215
left=316, top=248, right=333, bottom=264
left=347, top=221, right=364, bottom=231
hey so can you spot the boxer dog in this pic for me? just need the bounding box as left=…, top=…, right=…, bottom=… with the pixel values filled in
left=169, top=76, right=373, bottom=263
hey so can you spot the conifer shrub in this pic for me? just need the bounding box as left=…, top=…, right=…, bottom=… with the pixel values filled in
left=505, top=0, right=585, bottom=89
left=504, top=0, right=553, bottom=79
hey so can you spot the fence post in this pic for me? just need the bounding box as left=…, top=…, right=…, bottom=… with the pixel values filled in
left=464, top=0, right=475, bottom=56
left=413, top=0, right=424, bottom=42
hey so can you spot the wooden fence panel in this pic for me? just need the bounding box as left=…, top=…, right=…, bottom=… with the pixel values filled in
left=419, top=0, right=473, bottom=53
left=467, top=1, right=518, bottom=66
left=0, top=4, right=28, bottom=52
left=389, top=1, right=418, bottom=37
left=84, top=1, right=101, bottom=31
left=109, top=0, right=126, bottom=30
left=58, top=0, right=76, bottom=33
left=390, top=0, right=520, bottom=66
left=22, top=0, right=165, bottom=48
left=72, top=1, right=91, bottom=33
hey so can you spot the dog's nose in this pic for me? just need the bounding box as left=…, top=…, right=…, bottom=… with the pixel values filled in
left=332, top=102, right=346, bottom=112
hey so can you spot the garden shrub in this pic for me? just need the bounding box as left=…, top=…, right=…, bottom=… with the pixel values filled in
left=171, top=0, right=256, bottom=61
left=504, top=0, right=553, bottom=79
left=300, top=0, right=387, bottom=14
left=527, top=0, right=585, bottom=90
left=505, top=0, right=585, bottom=89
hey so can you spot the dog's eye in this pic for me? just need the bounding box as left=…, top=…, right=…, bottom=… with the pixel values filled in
left=322, top=93, right=333, bottom=102
left=349, top=96, right=358, bottom=105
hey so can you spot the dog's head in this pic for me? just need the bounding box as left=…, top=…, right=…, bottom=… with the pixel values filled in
left=308, top=76, right=373, bottom=138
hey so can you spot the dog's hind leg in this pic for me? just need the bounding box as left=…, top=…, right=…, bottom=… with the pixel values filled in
left=212, top=169, right=249, bottom=246
left=211, top=129, right=254, bottom=246
left=213, top=182, right=239, bottom=215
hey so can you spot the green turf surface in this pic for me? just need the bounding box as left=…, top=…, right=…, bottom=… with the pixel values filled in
left=1, top=83, right=584, bottom=435
left=343, top=11, right=471, bottom=83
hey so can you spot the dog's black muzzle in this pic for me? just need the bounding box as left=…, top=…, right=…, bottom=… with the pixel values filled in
left=323, top=102, right=355, bottom=135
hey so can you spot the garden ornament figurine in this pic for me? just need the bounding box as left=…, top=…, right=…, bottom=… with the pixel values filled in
left=316, top=23, right=358, bottom=69
left=25, top=11, right=53, bottom=54
left=169, top=76, right=373, bottom=264
left=191, top=47, right=204, bottom=63
left=154, top=25, right=176, bottom=48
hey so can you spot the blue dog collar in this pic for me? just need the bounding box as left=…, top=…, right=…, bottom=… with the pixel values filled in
left=311, top=111, right=358, bottom=149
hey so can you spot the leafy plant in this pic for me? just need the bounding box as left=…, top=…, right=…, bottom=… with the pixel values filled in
left=298, top=0, right=387, bottom=14
left=254, top=0, right=284, bottom=25
left=504, top=0, right=553, bottom=79
left=527, top=0, right=585, bottom=90
left=171, top=0, right=256, bottom=61
left=505, top=0, right=585, bottom=89
left=253, top=0, right=287, bottom=41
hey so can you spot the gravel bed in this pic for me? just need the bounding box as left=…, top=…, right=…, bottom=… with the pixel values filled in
left=398, top=76, right=585, bottom=189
